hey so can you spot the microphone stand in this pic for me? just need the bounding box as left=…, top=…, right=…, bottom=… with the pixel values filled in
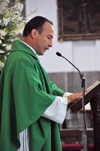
left=80, top=75, right=88, bottom=151
left=56, top=52, right=88, bottom=151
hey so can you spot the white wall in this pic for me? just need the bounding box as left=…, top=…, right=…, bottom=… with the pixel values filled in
left=25, top=0, right=100, bottom=73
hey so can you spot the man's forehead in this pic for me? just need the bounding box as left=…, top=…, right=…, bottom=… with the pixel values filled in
left=43, top=22, right=54, bottom=33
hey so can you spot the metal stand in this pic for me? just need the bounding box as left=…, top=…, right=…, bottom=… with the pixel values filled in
left=81, top=76, right=88, bottom=151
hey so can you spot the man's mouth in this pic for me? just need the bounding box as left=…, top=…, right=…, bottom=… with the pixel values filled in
left=45, top=48, right=49, bottom=51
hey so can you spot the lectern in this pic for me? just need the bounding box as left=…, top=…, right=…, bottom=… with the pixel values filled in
left=68, top=81, right=100, bottom=151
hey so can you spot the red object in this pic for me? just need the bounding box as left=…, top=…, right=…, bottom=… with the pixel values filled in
left=62, top=144, right=94, bottom=151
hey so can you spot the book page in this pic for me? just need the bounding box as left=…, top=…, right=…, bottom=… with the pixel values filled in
left=86, top=81, right=100, bottom=92
left=85, top=81, right=100, bottom=110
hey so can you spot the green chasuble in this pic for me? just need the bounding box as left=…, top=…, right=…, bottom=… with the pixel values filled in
left=0, top=40, right=65, bottom=151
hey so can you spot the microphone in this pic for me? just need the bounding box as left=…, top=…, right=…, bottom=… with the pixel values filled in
left=56, top=52, right=87, bottom=151
left=56, top=52, right=84, bottom=80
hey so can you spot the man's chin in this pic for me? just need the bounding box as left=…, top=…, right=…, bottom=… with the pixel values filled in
left=41, top=50, right=46, bottom=55
left=37, top=52, right=44, bottom=56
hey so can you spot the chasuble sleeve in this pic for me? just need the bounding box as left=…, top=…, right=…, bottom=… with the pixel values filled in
left=48, top=81, right=65, bottom=96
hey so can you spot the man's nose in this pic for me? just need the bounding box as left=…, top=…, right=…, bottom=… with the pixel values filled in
left=49, top=39, right=53, bottom=47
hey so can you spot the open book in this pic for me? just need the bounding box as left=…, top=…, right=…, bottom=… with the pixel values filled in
left=68, top=81, right=100, bottom=111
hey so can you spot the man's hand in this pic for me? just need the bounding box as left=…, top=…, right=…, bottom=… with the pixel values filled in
left=67, top=92, right=82, bottom=103
left=67, top=90, right=87, bottom=103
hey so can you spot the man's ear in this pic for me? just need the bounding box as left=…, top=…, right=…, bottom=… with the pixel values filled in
left=31, top=29, right=38, bottom=39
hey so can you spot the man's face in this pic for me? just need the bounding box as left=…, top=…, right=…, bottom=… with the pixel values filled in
left=34, top=21, right=54, bottom=55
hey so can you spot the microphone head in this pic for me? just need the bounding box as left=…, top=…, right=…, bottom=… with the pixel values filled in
left=56, top=52, right=62, bottom=57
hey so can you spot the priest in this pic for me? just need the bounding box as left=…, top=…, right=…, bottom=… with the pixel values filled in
left=0, top=16, right=82, bottom=151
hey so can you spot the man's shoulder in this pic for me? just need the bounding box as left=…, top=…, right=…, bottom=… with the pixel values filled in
left=9, top=50, right=36, bottom=62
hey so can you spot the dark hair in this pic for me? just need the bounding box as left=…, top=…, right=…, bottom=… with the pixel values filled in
left=23, top=16, right=53, bottom=36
